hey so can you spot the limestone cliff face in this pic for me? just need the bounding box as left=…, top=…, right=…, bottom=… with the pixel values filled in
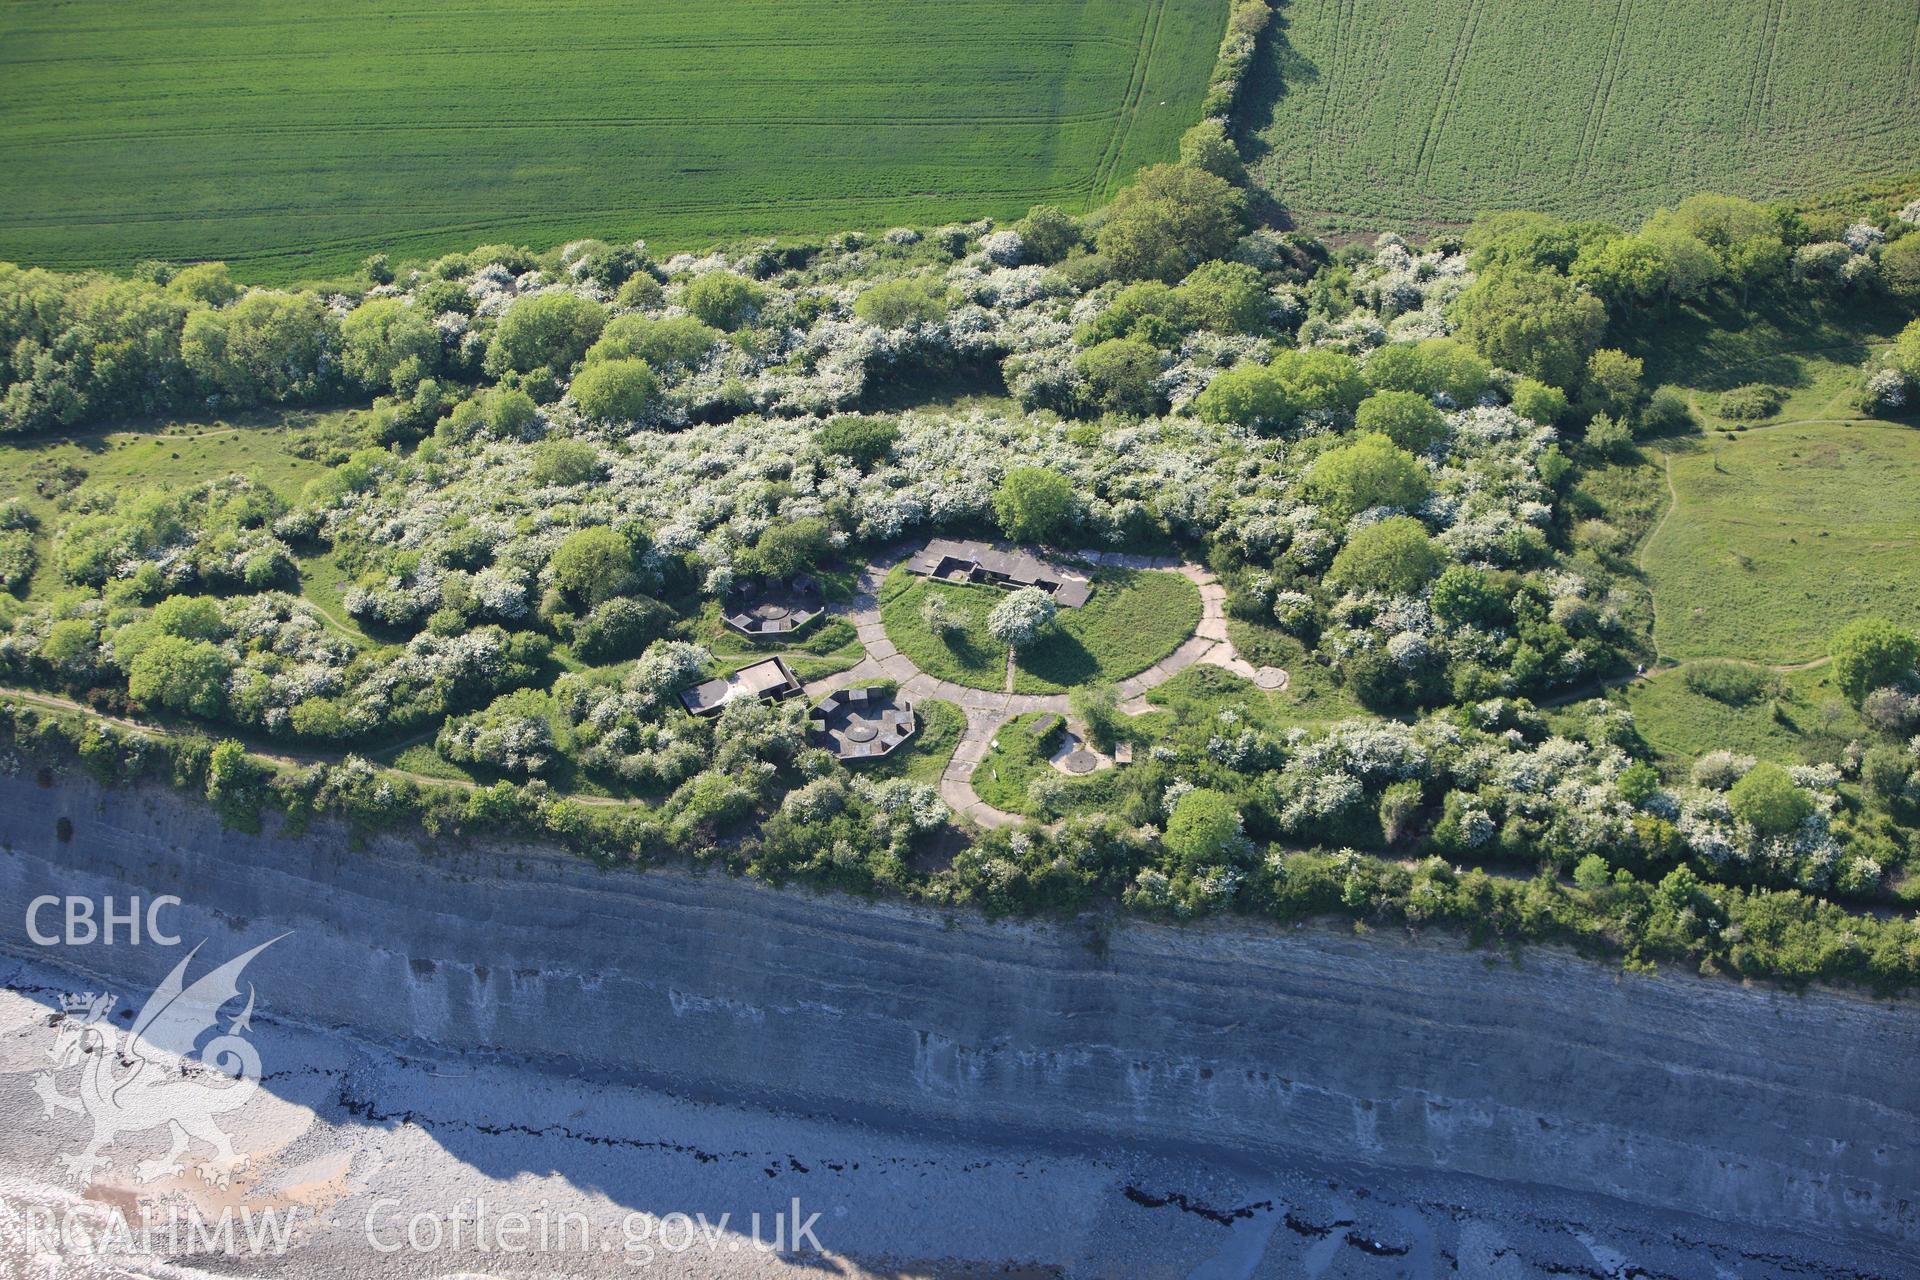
left=2, top=773, right=1915, bottom=1253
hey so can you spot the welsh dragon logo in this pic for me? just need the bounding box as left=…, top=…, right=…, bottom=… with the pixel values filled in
left=33, top=937, right=284, bottom=1187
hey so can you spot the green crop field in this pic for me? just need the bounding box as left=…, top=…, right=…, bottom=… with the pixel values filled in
left=1640, top=423, right=1920, bottom=665
left=0, top=0, right=1228, bottom=281
left=1245, top=0, right=1920, bottom=231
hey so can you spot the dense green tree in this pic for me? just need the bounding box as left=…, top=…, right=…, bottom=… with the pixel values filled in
left=572, top=595, right=672, bottom=664
left=1307, top=433, right=1429, bottom=519
left=614, top=273, right=665, bottom=311
left=1831, top=617, right=1920, bottom=702
left=1076, top=281, right=1188, bottom=347
left=1638, top=222, right=1724, bottom=302
left=1573, top=854, right=1612, bottom=890
left=1269, top=347, right=1368, bottom=415
left=148, top=594, right=227, bottom=642
left=1450, top=266, right=1606, bottom=388
left=1177, top=118, right=1246, bottom=184
left=1164, top=788, right=1245, bottom=871
left=1584, top=412, right=1633, bottom=459
left=549, top=526, right=635, bottom=608
left=340, top=298, right=439, bottom=394
left=1888, top=319, right=1920, bottom=380
left=814, top=415, right=899, bottom=469
left=587, top=313, right=719, bottom=372
left=1728, top=762, right=1813, bottom=835
left=854, top=275, right=948, bottom=328
left=1571, top=234, right=1670, bottom=308
left=1014, top=205, right=1082, bottom=265
left=1509, top=377, right=1568, bottom=425
left=1355, top=390, right=1446, bottom=452
left=0, top=273, right=195, bottom=430
left=1429, top=565, right=1506, bottom=627
left=442, top=386, right=540, bottom=442
left=528, top=439, right=602, bottom=486
left=682, top=271, right=764, bottom=330
left=1880, top=235, right=1920, bottom=305
left=993, top=467, right=1076, bottom=542
left=1178, top=260, right=1266, bottom=334
left=127, top=634, right=232, bottom=718
left=1362, top=338, right=1492, bottom=404
left=166, top=262, right=240, bottom=306
left=1095, top=164, right=1247, bottom=282
left=1327, top=516, right=1441, bottom=595
left=1464, top=211, right=1618, bottom=273
left=484, top=292, right=607, bottom=376
left=1378, top=779, right=1424, bottom=845
left=1646, top=193, right=1788, bottom=302
left=1585, top=348, right=1644, bottom=414
left=755, top=516, right=832, bottom=576
left=569, top=358, right=657, bottom=422
left=1617, top=761, right=1661, bottom=807
left=1075, top=338, right=1164, bottom=416
left=182, top=291, right=338, bottom=405
left=1190, top=363, right=1293, bottom=431
left=1862, top=745, right=1915, bottom=806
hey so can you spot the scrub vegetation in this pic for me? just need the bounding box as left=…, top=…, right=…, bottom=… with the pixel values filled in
left=5, top=1, right=1920, bottom=992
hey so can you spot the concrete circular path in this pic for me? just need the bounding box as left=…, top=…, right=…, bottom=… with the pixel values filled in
left=802, top=547, right=1279, bottom=829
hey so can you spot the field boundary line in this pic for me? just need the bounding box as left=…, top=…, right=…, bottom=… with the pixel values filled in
left=1908, top=0, right=1920, bottom=98
left=1752, top=0, right=1785, bottom=128
left=1739, top=0, right=1783, bottom=138
left=1410, top=0, right=1485, bottom=185
left=1574, top=0, right=1633, bottom=182
left=28, top=111, right=1129, bottom=148
left=1308, top=0, right=1355, bottom=180
left=1086, top=0, right=1172, bottom=201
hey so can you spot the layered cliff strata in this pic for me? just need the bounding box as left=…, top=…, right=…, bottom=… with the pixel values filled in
left=0, top=773, right=1914, bottom=1274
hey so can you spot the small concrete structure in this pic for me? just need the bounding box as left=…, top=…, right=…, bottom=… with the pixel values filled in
left=1046, top=725, right=1125, bottom=776
left=904, top=538, right=1092, bottom=608
left=723, top=573, right=825, bottom=637
left=680, top=656, right=803, bottom=717
left=810, top=685, right=916, bottom=761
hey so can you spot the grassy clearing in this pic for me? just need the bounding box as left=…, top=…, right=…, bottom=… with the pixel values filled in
left=1640, top=422, right=1920, bottom=663
left=1134, top=662, right=1318, bottom=738
left=0, top=0, right=1228, bottom=280
left=0, top=415, right=337, bottom=515
left=1624, top=665, right=1864, bottom=777
left=865, top=697, right=964, bottom=787
left=971, top=712, right=1065, bottom=812
left=1015, top=569, right=1200, bottom=694
left=1618, top=295, right=1913, bottom=429
left=879, top=565, right=1201, bottom=694
left=970, top=710, right=1124, bottom=816
left=1222, top=619, right=1368, bottom=726
left=879, top=568, right=1009, bottom=689
left=1245, top=0, right=1920, bottom=231
left=0, top=412, right=346, bottom=605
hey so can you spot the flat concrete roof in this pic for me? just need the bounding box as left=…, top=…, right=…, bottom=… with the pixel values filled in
left=680, top=656, right=801, bottom=715
left=903, top=538, right=1092, bottom=607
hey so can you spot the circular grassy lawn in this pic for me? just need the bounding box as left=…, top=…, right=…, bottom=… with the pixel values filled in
left=878, top=564, right=1201, bottom=695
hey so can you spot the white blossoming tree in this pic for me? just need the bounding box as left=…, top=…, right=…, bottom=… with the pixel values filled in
left=986, top=587, right=1057, bottom=648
